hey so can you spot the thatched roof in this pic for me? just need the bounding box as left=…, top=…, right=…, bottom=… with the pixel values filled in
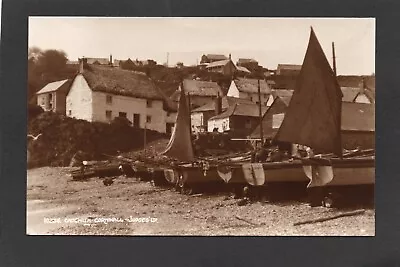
left=170, top=79, right=223, bottom=101
left=191, top=96, right=254, bottom=113
left=209, top=102, right=268, bottom=120
left=234, top=78, right=271, bottom=94
left=82, top=65, right=164, bottom=100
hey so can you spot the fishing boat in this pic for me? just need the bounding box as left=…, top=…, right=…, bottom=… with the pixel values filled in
left=272, top=27, right=375, bottom=207
left=161, top=84, right=252, bottom=194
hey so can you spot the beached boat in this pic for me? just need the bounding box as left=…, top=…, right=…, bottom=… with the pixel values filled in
left=161, top=87, right=253, bottom=193
left=272, top=27, right=375, bottom=206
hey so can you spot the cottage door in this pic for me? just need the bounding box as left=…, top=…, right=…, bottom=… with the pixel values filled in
left=133, top=114, right=140, bottom=128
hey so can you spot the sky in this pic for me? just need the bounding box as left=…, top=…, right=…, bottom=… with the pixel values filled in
left=29, top=17, right=375, bottom=75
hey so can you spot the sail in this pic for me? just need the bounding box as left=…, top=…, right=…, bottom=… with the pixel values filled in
left=161, top=86, right=195, bottom=161
left=274, top=27, right=343, bottom=157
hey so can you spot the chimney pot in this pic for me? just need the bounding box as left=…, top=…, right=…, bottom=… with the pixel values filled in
left=79, top=58, right=84, bottom=74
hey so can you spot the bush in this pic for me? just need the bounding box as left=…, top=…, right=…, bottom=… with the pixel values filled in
left=27, top=112, right=166, bottom=168
left=28, top=104, right=44, bottom=121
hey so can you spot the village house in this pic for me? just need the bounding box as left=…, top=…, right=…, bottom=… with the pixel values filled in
left=190, top=96, right=254, bottom=134
left=341, top=102, right=375, bottom=150
left=276, top=64, right=302, bottom=76
left=207, top=102, right=269, bottom=138
left=200, top=54, right=228, bottom=64
left=227, top=78, right=273, bottom=106
left=36, top=79, right=72, bottom=114
left=65, top=58, right=174, bottom=133
left=340, top=77, right=375, bottom=104
left=250, top=91, right=375, bottom=150
left=250, top=89, right=294, bottom=140
left=170, top=79, right=223, bottom=109
left=205, top=58, right=237, bottom=76
left=237, top=58, right=259, bottom=72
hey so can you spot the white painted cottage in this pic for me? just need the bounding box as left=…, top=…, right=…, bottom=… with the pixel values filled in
left=227, top=78, right=274, bottom=106
left=66, top=59, right=175, bottom=134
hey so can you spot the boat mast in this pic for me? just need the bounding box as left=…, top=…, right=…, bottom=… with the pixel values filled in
left=187, top=89, right=192, bottom=138
left=332, top=42, right=337, bottom=76
left=332, top=41, right=343, bottom=158
left=257, top=79, right=264, bottom=146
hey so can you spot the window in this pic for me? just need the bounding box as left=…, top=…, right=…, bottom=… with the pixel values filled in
left=68, top=110, right=72, bottom=116
left=106, top=95, right=113, bottom=104
left=119, top=112, right=127, bottom=118
left=146, top=100, right=152, bottom=108
left=146, top=115, right=151, bottom=123
left=106, top=110, right=112, bottom=120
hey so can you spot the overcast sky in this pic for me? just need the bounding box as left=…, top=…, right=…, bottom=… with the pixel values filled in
left=29, top=17, right=375, bottom=75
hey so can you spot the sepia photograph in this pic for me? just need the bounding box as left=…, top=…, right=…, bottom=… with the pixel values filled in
left=26, top=17, right=375, bottom=236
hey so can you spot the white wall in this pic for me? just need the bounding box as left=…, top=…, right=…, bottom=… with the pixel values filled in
left=66, top=75, right=93, bottom=121
left=228, top=81, right=271, bottom=105
left=191, top=112, right=204, bottom=133
left=66, top=74, right=168, bottom=133
left=227, top=81, right=240, bottom=98
left=355, top=94, right=371, bottom=104
left=91, top=91, right=167, bottom=133
left=208, top=117, right=230, bottom=132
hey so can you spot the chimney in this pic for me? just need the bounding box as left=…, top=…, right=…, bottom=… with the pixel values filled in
left=360, top=77, right=366, bottom=94
left=79, top=58, right=84, bottom=74
left=109, top=54, right=113, bottom=65
left=229, top=53, right=231, bottom=60
left=214, top=93, right=222, bottom=115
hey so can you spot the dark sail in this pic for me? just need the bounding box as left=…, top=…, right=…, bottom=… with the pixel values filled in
left=274, top=27, right=343, bottom=157
left=162, top=85, right=195, bottom=161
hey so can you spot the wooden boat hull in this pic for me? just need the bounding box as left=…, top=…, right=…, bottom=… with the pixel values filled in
left=261, top=160, right=309, bottom=183
left=175, top=164, right=222, bottom=185
left=302, top=157, right=375, bottom=187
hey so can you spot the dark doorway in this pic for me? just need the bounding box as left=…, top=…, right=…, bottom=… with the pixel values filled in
left=133, top=114, right=140, bottom=128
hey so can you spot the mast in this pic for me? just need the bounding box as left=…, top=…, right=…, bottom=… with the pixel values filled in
left=187, top=91, right=192, bottom=137
left=274, top=27, right=343, bottom=157
left=332, top=41, right=343, bottom=158
left=332, top=42, right=337, bottom=76
left=257, top=79, right=264, bottom=145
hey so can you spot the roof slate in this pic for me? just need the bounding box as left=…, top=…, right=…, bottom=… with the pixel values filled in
left=36, top=79, right=70, bottom=94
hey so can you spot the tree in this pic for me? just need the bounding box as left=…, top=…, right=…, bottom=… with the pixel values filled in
left=27, top=48, right=74, bottom=104
left=36, top=49, right=68, bottom=74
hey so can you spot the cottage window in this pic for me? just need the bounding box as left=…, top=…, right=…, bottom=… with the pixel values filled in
left=106, top=95, right=113, bottom=104
left=106, top=110, right=112, bottom=120
left=146, top=100, right=152, bottom=108
left=68, top=110, right=72, bottom=116
left=119, top=112, right=127, bottom=118
left=146, top=115, right=152, bottom=123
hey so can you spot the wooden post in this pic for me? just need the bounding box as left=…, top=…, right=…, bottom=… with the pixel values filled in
left=332, top=42, right=337, bottom=76
left=144, top=121, right=147, bottom=157
left=257, top=79, right=264, bottom=146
